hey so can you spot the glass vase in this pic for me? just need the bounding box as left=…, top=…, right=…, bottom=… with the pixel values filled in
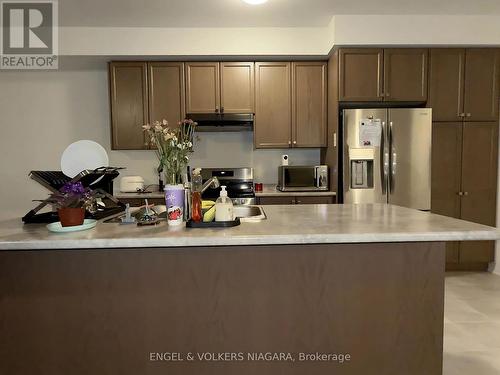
left=164, top=170, right=179, bottom=186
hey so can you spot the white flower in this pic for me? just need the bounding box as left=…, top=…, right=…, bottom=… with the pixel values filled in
left=187, top=141, right=193, bottom=148
left=142, top=124, right=151, bottom=131
left=154, top=124, right=163, bottom=132
left=162, top=119, right=168, bottom=126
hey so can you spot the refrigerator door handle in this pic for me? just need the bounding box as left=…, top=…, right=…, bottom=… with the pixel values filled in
left=389, top=121, right=396, bottom=193
left=381, top=121, right=389, bottom=194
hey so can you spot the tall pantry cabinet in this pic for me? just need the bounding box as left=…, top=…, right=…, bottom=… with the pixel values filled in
left=429, top=49, right=500, bottom=270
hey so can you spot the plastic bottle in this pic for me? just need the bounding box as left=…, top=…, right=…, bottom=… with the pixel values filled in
left=191, top=168, right=203, bottom=222
left=215, top=186, right=234, bottom=222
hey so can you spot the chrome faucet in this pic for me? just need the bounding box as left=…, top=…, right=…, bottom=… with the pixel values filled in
left=201, top=176, right=220, bottom=193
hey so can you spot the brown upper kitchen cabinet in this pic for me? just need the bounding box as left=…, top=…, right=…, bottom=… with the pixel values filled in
left=254, top=61, right=327, bottom=149
left=292, top=62, right=327, bottom=147
left=429, top=48, right=499, bottom=122
left=148, top=62, right=185, bottom=129
left=220, top=62, right=254, bottom=113
left=254, top=62, right=292, bottom=148
left=185, top=62, right=255, bottom=114
left=109, top=62, right=149, bottom=150
left=428, top=49, right=466, bottom=122
left=339, top=48, right=428, bottom=102
left=383, top=49, right=428, bottom=101
left=185, top=62, right=220, bottom=113
left=463, top=49, right=499, bottom=122
left=339, top=48, right=383, bottom=102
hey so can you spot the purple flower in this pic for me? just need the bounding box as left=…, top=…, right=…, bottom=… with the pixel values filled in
left=60, top=182, right=86, bottom=195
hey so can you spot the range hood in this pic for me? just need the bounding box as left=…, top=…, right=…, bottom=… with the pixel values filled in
left=188, top=113, right=254, bottom=132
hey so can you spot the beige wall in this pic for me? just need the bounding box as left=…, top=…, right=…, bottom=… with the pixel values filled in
left=0, top=58, right=319, bottom=221
left=57, top=15, right=500, bottom=57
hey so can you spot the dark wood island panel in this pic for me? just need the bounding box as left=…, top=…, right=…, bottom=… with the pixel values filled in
left=0, top=242, right=445, bottom=375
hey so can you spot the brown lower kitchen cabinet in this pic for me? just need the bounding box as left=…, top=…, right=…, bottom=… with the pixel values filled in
left=117, top=198, right=165, bottom=207
left=431, top=121, right=499, bottom=269
left=258, top=196, right=335, bottom=205
left=109, top=62, right=149, bottom=150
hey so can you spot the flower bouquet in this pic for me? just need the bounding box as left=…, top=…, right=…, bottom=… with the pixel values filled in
left=142, top=119, right=197, bottom=185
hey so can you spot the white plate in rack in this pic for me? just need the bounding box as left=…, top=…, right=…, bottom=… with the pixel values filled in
left=61, top=140, right=109, bottom=178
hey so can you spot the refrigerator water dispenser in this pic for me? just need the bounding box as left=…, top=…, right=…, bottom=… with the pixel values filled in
left=351, top=160, right=373, bottom=189
left=348, top=148, right=375, bottom=189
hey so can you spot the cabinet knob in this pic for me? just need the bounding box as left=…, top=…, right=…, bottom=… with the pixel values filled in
left=291, top=199, right=296, bottom=204
left=215, top=106, right=219, bottom=113
left=295, top=199, right=302, bottom=204
left=466, top=113, right=471, bottom=117
left=459, top=113, right=465, bottom=118
left=221, top=106, right=224, bottom=113
left=293, top=140, right=297, bottom=145
left=458, top=192, right=463, bottom=196
left=288, top=140, right=292, bottom=145
left=463, top=191, right=469, bottom=196
left=385, top=93, right=390, bottom=97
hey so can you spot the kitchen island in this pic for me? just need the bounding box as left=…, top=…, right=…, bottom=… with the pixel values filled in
left=0, top=204, right=498, bottom=375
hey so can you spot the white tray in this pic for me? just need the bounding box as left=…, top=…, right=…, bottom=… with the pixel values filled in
left=47, top=219, right=97, bottom=233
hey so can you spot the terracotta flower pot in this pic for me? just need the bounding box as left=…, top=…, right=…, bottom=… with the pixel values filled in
left=58, top=207, right=85, bottom=227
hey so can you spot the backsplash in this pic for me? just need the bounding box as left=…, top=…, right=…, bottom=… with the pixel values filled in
left=112, top=131, right=321, bottom=185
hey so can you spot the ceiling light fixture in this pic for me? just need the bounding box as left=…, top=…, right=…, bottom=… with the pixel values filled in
left=242, top=0, right=268, bottom=5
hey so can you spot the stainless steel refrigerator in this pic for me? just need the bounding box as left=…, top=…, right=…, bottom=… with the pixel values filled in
left=342, top=108, right=432, bottom=210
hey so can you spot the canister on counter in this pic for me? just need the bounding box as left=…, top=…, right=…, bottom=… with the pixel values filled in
left=164, top=184, right=185, bottom=226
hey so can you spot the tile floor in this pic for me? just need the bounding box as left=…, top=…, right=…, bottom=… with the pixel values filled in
left=444, top=272, right=500, bottom=374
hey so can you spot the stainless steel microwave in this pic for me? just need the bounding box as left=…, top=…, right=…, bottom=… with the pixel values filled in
left=277, top=165, right=329, bottom=192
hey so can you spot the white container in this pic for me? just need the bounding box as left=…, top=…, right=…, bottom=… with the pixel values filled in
left=215, top=186, right=234, bottom=222
left=120, top=176, right=145, bottom=192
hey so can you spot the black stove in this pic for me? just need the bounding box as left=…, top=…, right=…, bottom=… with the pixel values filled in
left=200, top=168, right=255, bottom=205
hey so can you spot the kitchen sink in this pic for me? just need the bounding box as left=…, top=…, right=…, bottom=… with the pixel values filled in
left=233, top=205, right=266, bottom=222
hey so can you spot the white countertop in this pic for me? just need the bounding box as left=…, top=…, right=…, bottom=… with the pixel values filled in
left=0, top=204, right=498, bottom=250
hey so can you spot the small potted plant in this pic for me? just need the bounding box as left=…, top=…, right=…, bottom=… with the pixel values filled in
left=43, top=182, right=97, bottom=227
